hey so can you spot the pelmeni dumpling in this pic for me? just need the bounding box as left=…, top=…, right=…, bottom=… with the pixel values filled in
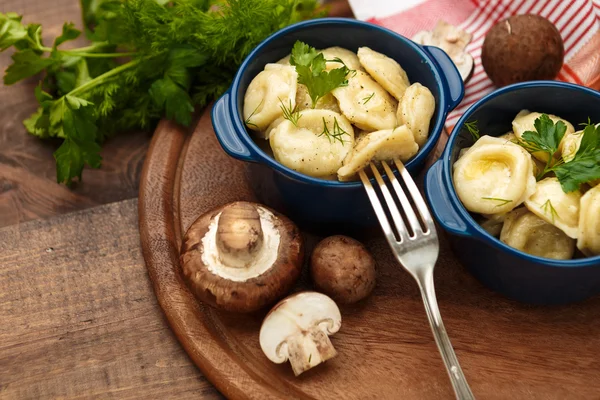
left=320, top=47, right=364, bottom=71
left=479, top=214, right=505, bottom=237
left=498, top=131, right=518, bottom=143
left=524, top=177, right=581, bottom=239
left=453, top=136, right=536, bottom=215
left=295, top=84, right=340, bottom=113
left=357, top=47, right=410, bottom=100
left=396, top=83, right=435, bottom=147
left=269, top=110, right=354, bottom=178
left=560, top=130, right=584, bottom=162
left=262, top=116, right=285, bottom=140
left=500, top=207, right=575, bottom=260
left=512, top=110, right=575, bottom=162
left=577, top=185, right=600, bottom=256
left=337, top=125, right=418, bottom=181
left=332, top=71, right=397, bottom=131
left=243, top=64, right=298, bottom=131
left=276, top=54, right=291, bottom=65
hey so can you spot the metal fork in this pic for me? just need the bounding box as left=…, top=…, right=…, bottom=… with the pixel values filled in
left=359, top=159, right=475, bottom=400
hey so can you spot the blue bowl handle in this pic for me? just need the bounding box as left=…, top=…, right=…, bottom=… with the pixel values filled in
left=422, top=45, right=465, bottom=112
left=211, top=91, right=257, bottom=162
left=425, top=159, right=472, bottom=237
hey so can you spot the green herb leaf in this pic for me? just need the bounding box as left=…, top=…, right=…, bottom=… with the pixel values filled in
left=481, top=197, right=512, bottom=207
left=0, top=12, right=28, bottom=50
left=362, top=92, right=374, bottom=105
left=319, top=116, right=348, bottom=144
left=149, top=77, right=195, bottom=126
left=552, top=123, right=600, bottom=192
left=541, top=199, right=559, bottom=224
left=279, top=98, right=301, bottom=127
left=520, top=114, right=567, bottom=157
left=290, top=40, right=349, bottom=108
left=54, top=22, right=81, bottom=49
left=4, top=49, right=56, bottom=85
left=464, top=120, right=480, bottom=141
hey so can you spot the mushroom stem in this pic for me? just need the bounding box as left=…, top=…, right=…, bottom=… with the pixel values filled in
left=285, top=325, right=338, bottom=376
left=216, top=202, right=264, bottom=268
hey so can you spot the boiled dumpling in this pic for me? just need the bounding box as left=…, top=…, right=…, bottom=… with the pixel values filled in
left=511, top=110, right=575, bottom=162
left=261, top=116, right=285, bottom=140
left=560, top=129, right=584, bottom=162
left=577, top=185, right=600, bottom=256
left=453, top=136, right=536, bottom=215
left=396, top=83, right=435, bottom=147
left=498, top=131, right=518, bottom=143
left=331, top=71, right=397, bottom=131
left=337, top=125, right=418, bottom=181
left=276, top=54, right=291, bottom=65
left=243, top=64, right=298, bottom=131
left=321, top=47, right=364, bottom=71
left=295, top=84, right=340, bottom=113
left=500, top=207, right=575, bottom=260
left=269, top=109, right=354, bottom=178
left=524, top=177, right=581, bottom=239
left=479, top=213, right=505, bottom=237
left=357, top=47, right=411, bottom=100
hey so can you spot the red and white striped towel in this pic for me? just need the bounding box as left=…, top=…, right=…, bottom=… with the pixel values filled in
left=348, top=0, right=600, bottom=130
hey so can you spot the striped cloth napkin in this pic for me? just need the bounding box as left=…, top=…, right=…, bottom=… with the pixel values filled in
left=348, top=0, right=600, bottom=129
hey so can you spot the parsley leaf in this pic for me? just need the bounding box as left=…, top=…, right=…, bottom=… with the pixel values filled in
left=290, top=40, right=349, bottom=108
left=4, top=49, right=56, bottom=85
left=54, top=23, right=81, bottom=49
left=520, top=114, right=567, bottom=157
left=149, top=78, right=195, bottom=127
left=552, top=123, right=600, bottom=192
left=0, top=12, right=28, bottom=50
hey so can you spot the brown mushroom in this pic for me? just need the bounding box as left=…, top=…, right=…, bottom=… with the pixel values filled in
left=310, top=235, right=376, bottom=304
left=180, top=201, right=304, bottom=313
left=482, top=14, right=564, bottom=87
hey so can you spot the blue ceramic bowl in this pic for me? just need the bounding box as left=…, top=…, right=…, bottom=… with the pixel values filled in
left=212, top=18, right=464, bottom=230
left=425, top=81, right=600, bottom=305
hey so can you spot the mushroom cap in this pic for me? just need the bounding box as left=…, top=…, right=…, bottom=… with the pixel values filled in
left=259, top=291, right=342, bottom=364
left=180, top=201, right=304, bottom=313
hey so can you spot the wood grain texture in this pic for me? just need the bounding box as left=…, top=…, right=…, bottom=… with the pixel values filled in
left=0, top=198, right=222, bottom=399
left=140, top=106, right=600, bottom=400
left=0, top=0, right=149, bottom=229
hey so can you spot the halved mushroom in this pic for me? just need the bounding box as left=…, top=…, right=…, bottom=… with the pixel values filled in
left=259, top=291, right=342, bottom=376
left=180, top=201, right=304, bottom=313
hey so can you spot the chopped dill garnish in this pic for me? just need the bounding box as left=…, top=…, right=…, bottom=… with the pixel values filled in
left=278, top=97, right=301, bottom=127
left=541, top=199, right=559, bottom=223
left=464, top=120, right=480, bottom=141
left=308, top=354, right=312, bottom=363
left=481, top=197, right=513, bottom=207
left=245, top=99, right=263, bottom=129
left=319, top=116, right=348, bottom=144
left=362, top=92, right=375, bottom=105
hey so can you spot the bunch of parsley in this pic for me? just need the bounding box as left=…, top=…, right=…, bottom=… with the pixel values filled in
left=1, top=0, right=322, bottom=185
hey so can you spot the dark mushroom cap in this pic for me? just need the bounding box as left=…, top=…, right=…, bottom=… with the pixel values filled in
left=482, top=14, right=564, bottom=87
left=180, top=201, right=304, bottom=313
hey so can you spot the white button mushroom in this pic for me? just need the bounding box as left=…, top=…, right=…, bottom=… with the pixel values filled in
left=180, top=201, right=304, bottom=313
left=259, top=291, right=342, bottom=376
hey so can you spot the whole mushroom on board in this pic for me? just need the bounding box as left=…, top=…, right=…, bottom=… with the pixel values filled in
left=310, top=235, right=376, bottom=304
left=179, top=201, right=304, bottom=313
left=413, top=20, right=474, bottom=82
left=482, top=14, right=564, bottom=87
left=259, top=291, right=342, bottom=376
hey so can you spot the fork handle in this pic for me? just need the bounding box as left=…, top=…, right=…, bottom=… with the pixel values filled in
left=416, top=269, right=475, bottom=400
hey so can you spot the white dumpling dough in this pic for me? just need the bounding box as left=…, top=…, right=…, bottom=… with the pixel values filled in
left=357, top=46, right=411, bottom=100
left=243, top=64, right=297, bottom=131
left=295, top=84, right=340, bottom=113
left=331, top=71, right=397, bottom=131
left=269, top=109, right=354, bottom=178
left=396, top=83, right=435, bottom=147
left=577, top=185, right=600, bottom=256
left=337, top=125, right=418, bottom=181
left=500, top=207, right=575, bottom=260
left=524, top=177, right=581, bottom=239
left=479, top=213, right=505, bottom=237
left=453, top=135, right=536, bottom=214
left=320, top=47, right=364, bottom=71
left=511, top=110, right=575, bottom=162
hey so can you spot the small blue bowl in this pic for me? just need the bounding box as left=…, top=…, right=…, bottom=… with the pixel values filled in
left=212, top=18, right=464, bottom=230
left=425, top=81, right=600, bottom=305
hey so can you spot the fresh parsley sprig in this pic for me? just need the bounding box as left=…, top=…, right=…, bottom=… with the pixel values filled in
left=518, top=114, right=600, bottom=192
left=1, top=0, right=322, bottom=185
left=289, top=41, right=350, bottom=108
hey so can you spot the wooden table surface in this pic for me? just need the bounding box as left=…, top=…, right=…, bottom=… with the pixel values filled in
left=1, top=1, right=599, bottom=399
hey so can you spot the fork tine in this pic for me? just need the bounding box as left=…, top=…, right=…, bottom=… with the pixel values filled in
left=369, top=162, right=409, bottom=242
left=393, top=159, right=436, bottom=233
left=381, top=161, right=423, bottom=236
left=359, top=169, right=398, bottom=241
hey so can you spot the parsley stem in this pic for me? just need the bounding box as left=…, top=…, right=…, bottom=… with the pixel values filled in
left=63, top=51, right=138, bottom=58
left=68, top=59, right=140, bottom=97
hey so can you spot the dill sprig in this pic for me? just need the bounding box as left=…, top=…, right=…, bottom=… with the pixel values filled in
left=245, top=99, right=263, bottom=129
left=278, top=97, right=301, bottom=127
left=541, top=199, right=559, bottom=223
left=481, top=197, right=513, bottom=207
left=319, top=116, right=349, bottom=144
left=464, top=120, right=480, bottom=141
left=362, top=92, right=375, bottom=105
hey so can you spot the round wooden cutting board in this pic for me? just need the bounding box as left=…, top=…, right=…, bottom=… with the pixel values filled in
left=138, top=107, right=600, bottom=400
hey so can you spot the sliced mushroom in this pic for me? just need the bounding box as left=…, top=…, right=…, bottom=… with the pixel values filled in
left=259, top=291, right=342, bottom=376
left=180, top=201, right=304, bottom=313
left=412, top=20, right=474, bottom=82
